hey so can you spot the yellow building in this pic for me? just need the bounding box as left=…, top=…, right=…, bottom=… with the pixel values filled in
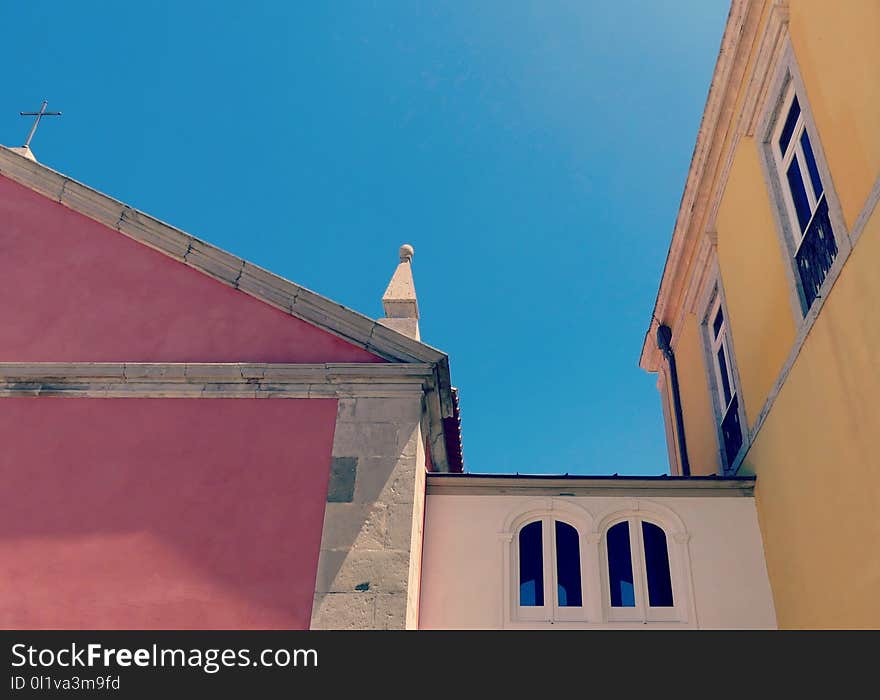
left=640, top=0, right=880, bottom=629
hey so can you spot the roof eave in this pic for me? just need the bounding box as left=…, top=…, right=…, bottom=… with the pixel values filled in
left=427, top=472, right=757, bottom=496
left=638, top=0, right=752, bottom=373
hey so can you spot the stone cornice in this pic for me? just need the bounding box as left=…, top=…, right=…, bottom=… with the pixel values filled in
left=0, top=362, right=433, bottom=399
left=427, top=473, right=756, bottom=497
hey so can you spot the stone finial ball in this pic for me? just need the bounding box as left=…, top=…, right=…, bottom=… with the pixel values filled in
left=399, top=244, right=414, bottom=262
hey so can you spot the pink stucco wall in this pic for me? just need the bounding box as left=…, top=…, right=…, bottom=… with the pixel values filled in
left=0, top=397, right=338, bottom=629
left=0, top=175, right=383, bottom=363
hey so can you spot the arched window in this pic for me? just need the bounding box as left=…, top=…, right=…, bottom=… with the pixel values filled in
left=516, top=517, right=583, bottom=621
left=605, top=518, right=675, bottom=621
left=555, top=521, right=582, bottom=608
left=642, top=521, right=673, bottom=608
left=519, top=521, right=544, bottom=607
left=607, top=521, right=635, bottom=608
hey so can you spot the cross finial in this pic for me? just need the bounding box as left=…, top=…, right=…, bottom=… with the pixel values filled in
left=19, top=100, right=62, bottom=149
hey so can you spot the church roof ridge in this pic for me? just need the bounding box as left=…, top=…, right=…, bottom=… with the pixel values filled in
left=0, top=145, right=444, bottom=365
left=0, top=144, right=461, bottom=470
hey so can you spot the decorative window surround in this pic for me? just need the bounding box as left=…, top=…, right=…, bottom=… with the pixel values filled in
left=601, top=517, right=678, bottom=623
left=735, top=41, right=880, bottom=461
left=595, top=504, right=692, bottom=626
left=499, top=498, right=696, bottom=629
left=756, top=40, right=851, bottom=322
left=513, top=515, right=585, bottom=623
left=502, top=501, right=598, bottom=626
left=743, top=171, right=880, bottom=450
left=697, top=264, right=749, bottom=474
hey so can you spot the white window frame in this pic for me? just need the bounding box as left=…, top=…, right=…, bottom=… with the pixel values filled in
left=698, top=273, right=749, bottom=474
left=601, top=516, right=680, bottom=624
left=771, top=80, right=828, bottom=254
left=514, top=516, right=586, bottom=623
left=707, top=292, right=736, bottom=418
left=501, top=499, right=695, bottom=628
left=756, top=40, right=850, bottom=321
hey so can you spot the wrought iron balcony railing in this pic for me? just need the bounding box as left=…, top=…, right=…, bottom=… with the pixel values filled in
left=721, top=394, right=743, bottom=469
left=795, top=195, right=837, bottom=312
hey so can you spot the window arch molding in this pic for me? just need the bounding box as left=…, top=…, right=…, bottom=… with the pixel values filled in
left=500, top=499, right=598, bottom=626
left=591, top=500, right=695, bottom=625
left=501, top=498, right=595, bottom=536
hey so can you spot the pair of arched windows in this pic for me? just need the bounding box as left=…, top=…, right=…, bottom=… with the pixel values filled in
left=517, top=516, right=675, bottom=622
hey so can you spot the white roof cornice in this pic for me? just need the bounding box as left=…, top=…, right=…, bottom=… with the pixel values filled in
left=426, top=473, right=756, bottom=497
left=0, top=145, right=446, bottom=368
left=639, top=0, right=770, bottom=372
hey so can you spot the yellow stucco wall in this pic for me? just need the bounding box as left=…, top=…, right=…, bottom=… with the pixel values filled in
left=716, top=137, right=797, bottom=430
left=673, top=314, right=720, bottom=476
left=743, top=206, right=880, bottom=628
left=659, top=1, right=880, bottom=627
left=734, top=0, right=880, bottom=628
left=789, top=0, right=880, bottom=229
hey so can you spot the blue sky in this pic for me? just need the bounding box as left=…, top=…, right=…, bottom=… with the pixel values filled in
left=2, top=1, right=729, bottom=475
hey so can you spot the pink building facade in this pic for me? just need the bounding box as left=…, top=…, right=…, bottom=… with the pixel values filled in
left=0, top=145, right=460, bottom=629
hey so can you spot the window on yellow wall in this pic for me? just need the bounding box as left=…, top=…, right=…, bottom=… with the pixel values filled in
left=699, top=281, right=747, bottom=473
left=767, top=78, right=841, bottom=314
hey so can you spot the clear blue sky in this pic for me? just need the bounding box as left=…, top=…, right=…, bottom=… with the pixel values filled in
left=2, top=1, right=729, bottom=476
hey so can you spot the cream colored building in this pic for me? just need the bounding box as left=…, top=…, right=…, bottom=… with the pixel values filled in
left=419, top=475, right=776, bottom=629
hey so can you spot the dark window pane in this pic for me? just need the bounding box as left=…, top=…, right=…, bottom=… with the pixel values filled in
left=555, top=521, right=582, bottom=607
left=712, top=306, right=724, bottom=340
left=607, top=522, right=635, bottom=607
left=716, top=346, right=733, bottom=407
left=795, top=196, right=837, bottom=312
left=778, top=95, right=800, bottom=156
left=642, top=522, right=674, bottom=607
left=721, top=394, right=744, bottom=467
left=519, top=521, right=544, bottom=606
left=786, top=156, right=812, bottom=233
left=800, top=130, right=824, bottom=200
